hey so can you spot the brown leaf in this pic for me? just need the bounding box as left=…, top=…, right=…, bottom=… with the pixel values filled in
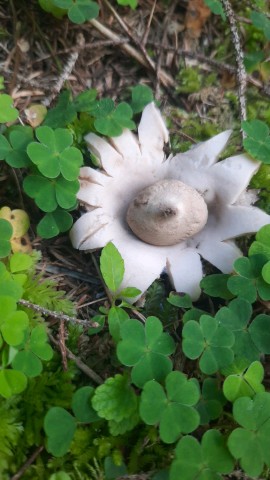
left=184, top=0, right=211, bottom=41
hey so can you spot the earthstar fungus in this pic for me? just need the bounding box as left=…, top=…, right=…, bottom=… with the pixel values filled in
left=70, top=103, right=270, bottom=300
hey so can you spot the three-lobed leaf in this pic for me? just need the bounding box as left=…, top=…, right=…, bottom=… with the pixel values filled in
left=117, top=316, right=175, bottom=387
left=140, top=371, right=200, bottom=444
left=170, top=430, right=234, bottom=480
left=27, top=126, right=83, bottom=180
left=182, top=315, right=234, bottom=375
left=228, top=392, right=270, bottom=477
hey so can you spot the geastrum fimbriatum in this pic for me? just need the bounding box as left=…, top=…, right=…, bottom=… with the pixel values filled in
left=70, top=102, right=270, bottom=300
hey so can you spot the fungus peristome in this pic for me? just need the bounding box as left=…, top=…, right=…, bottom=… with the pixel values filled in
left=70, top=103, right=270, bottom=300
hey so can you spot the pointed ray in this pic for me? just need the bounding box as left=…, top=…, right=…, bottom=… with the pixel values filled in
left=69, top=209, right=112, bottom=250
left=79, top=166, right=109, bottom=186
left=138, top=102, right=169, bottom=165
left=197, top=239, right=242, bottom=273
left=208, top=205, right=270, bottom=241
left=84, top=132, right=123, bottom=176
left=175, top=130, right=232, bottom=169
left=211, top=154, right=260, bottom=204
left=110, top=129, right=141, bottom=163
left=166, top=248, right=203, bottom=300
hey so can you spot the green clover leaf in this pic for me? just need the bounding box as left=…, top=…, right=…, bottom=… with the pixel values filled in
left=0, top=219, right=13, bottom=258
left=182, top=315, right=234, bottom=375
left=228, top=254, right=270, bottom=302
left=228, top=392, right=270, bottom=477
left=0, top=263, right=23, bottom=300
left=12, top=350, right=43, bottom=378
left=117, top=0, right=138, bottom=9
left=130, top=85, right=153, bottom=114
left=249, top=224, right=270, bottom=259
left=170, top=430, right=234, bottom=480
left=27, top=126, right=83, bottom=180
left=200, top=273, right=233, bottom=299
left=0, top=369, right=27, bottom=398
left=250, top=11, right=270, bottom=40
left=91, top=374, right=139, bottom=435
left=242, top=119, right=270, bottom=163
left=196, top=378, right=226, bottom=425
left=53, top=0, right=99, bottom=24
left=0, top=296, right=29, bottom=346
left=204, top=0, right=225, bottom=19
left=93, top=100, right=135, bottom=136
left=216, top=297, right=260, bottom=361
left=0, top=127, right=33, bottom=167
left=43, top=91, right=77, bottom=128
left=108, top=306, right=129, bottom=342
left=71, top=386, right=100, bottom=423
left=0, top=94, right=19, bottom=123
left=117, top=316, right=175, bottom=388
left=140, top=371, right=200, bottom=444
left=249, top=313, right=270, bottom=354
left=23, top=174, right=79, bottom=212
left=37, top=209, right=73, bottom=238
left=223, top=361, right=265, bottom=402
left=44, top=407, right=77, bottom=457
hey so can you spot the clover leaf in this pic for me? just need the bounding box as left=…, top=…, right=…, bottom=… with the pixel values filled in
left=53, top=0, right=99, bottom=24
left=223, top=361, right=265, bottom=402
left=204, top=0, right=225, bottom=19
left=117, top=316, right=175, bottom=388
left=117, top=0, right=138, bottom=9
left=43, top=91, right=77, bottom=128
left=227, top=254, right=270, bottom=302
left=0, top=296, right=29, bottom=346
left=249, top=313, right=270, bottom=354
left=0, top=126, right=33, bottom=167
left=216, top=297, right=260, bottom=361
left=71, top=386, right=99, bottom=423
left=196, top=378, right=226, bottom=425
left=37, top=209, right=73, bottom=238
left=0, top=263, right=23, bottom=300
left=242, top=119, right=270, bottom=163
left=182, top=315, right=234, bottom=375
left=200, top=273, right=233, bottom=299
left=249, top=224, right=270, bottom=259
left=23, top=174, right=79, bottom=212
left=170, top=430, right=234, bottom=480
left=228, top=392, right=270, bottom=477
left=140, top=371, right=200, bottom=444
left=250, top=11, right=270, bottom=41
left=108, top=306, right=129, bottom=342
left=93, top=99, right=135, bottom=137
left=0, top=219, right=13, bottom=258
left=27, top=126, right=83, bottom=180
left=0, top=94, right=19, bottom=123
left=0, top=369, right=27, bottom=398
left=91, top=374, right=139, bottom=435
left=130, top=85, right=153, bottom=114
left=44, top=407, right=77, bottom=457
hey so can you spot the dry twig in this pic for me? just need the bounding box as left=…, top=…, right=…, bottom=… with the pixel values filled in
left=49, top=333, right=103, bottom=384
left=221, top=0, right=247, bottom=136
left=18, top=299, right=99, bottom=327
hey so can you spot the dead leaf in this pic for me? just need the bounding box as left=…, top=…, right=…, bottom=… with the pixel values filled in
left=0, top=206, right=32, bottom=253
left=184, top=0, right=211, bottom=42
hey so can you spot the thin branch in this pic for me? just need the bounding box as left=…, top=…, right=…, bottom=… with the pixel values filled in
left=11, top=446, right=44, bottom=480
left=141, top=0, right=157, bottom=47
left=18, top=299, right=99, bottom=327
left=49, top=333, right=103, bottom=384
left=221, top=0, right=247, bottom=136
